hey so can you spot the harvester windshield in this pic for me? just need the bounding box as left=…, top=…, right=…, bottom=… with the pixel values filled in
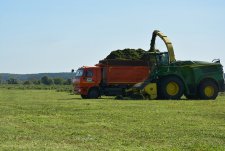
left=156, top=52, right=169, bottom=65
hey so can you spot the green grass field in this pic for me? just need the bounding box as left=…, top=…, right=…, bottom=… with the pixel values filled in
left=0, top=88, right=225, bottom=150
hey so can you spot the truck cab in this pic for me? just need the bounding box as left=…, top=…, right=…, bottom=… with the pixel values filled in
left=73, top=66, right=101, bottom=99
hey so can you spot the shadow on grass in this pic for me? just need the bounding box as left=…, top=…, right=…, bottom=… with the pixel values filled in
left=58, top=96, right=221, bottom=101
left=58, top=98, right=83, bottom=101
left=57, top=97, right=114, bottom=101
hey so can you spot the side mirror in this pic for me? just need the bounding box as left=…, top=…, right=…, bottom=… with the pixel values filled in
left=71, top=69, right=74, bottom=73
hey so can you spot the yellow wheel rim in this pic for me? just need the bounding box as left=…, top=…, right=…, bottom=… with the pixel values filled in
left=204, top=86, right=214, bottom=97
left=166, top=82, right=179, bottom=96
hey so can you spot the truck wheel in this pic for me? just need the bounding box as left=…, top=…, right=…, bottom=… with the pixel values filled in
left=81, top=95, right=88, bottom=99
left=159, top=76, right=184, bottom=100
left=198, top=80, right=218, bottom=100
left=87, top=88, right=99, bottom=99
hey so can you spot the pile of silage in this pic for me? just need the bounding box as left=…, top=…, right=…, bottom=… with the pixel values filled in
left=100, top=48, right=158, bottom=66
left=105, top=48, right=146, bottom=60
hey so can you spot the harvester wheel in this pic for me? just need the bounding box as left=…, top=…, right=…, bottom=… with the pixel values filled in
left=198, top=80, right=218, bottom=100
left=159, top=76, right=184, bottom=100
left=87, top=88, right=99, bottom=99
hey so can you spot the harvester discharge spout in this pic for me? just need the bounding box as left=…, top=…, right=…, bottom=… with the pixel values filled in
left=149, top=30, right=176, bottom=63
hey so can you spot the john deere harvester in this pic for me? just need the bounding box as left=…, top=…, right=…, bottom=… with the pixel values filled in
left=126, top=30, right=225, bottom=100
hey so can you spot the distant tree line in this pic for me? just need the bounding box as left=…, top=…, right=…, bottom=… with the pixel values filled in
left=3, top=76, right=72, bottom=85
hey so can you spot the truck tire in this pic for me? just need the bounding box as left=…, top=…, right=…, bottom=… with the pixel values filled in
left=198, top=80, right=218, bottom=100
left=87, top=88, right=99, bottom=99
left=159, top=76, right=184, bottom=100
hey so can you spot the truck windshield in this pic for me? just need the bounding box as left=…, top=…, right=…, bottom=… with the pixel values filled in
left=75, top=69, right=84, bottom=77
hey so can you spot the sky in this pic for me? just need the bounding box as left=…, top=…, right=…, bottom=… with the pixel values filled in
left=0, top=0, right=225, bottom=74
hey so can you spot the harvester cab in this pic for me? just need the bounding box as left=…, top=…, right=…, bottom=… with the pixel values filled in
left=124, top=30, right=225, bottom=100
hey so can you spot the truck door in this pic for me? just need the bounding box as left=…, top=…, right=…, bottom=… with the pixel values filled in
left=84, top=68, right=99, bottom=86
left=85, top=69, right=94, bottom=82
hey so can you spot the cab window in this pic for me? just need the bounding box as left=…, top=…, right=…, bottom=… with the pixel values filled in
left=157, top=53, right=169, bottom=65
left=85, top=70, right=93, bottom=77
left=75, top=69, right=84, bottom=77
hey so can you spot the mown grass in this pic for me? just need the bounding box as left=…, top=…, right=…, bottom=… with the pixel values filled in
left=0, top=84, right=73, bottom=92
left=0, top=89, right=225, bottom=150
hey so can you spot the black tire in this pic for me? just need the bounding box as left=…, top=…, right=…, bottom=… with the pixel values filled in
left=158, top=76, right=184, bottom=100
left=87, top=88, right=99, bottom=99
left=81, top=94, right=88, bottom=99
left=198, top=80, right=218, bottom=100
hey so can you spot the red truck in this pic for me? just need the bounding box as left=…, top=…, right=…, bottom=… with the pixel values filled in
left=72, top=59, right=150, bottom=99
